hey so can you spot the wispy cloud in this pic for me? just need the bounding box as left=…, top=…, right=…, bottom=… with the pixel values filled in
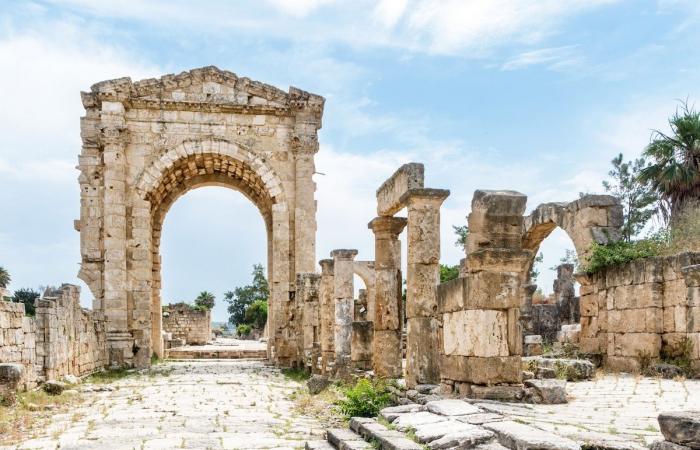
left=500, top=45, right=581, bottom=71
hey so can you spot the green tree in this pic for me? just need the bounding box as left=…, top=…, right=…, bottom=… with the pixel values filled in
left=244, top=299, right=268, bottom=330
left=0, top=266, right=9, bottom=289
left=453, top=225, right=469, bottom=250
left=602, top=153, right=659, bottom=241
left=439, top=264, right=460, bottom=283
left=11, top=288, right=40, bottom=316
left=639, top=101, right=700, bottom=223
left=529, top=252, right=543, bottom=283
left=194, top=291, right=215, bottom=310
left=225, top=264, right=269, bottom=326
left=550, top=249, right=578, bottom=271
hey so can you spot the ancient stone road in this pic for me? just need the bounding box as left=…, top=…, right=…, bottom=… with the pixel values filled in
left=3, top=360, right=324, bottom=450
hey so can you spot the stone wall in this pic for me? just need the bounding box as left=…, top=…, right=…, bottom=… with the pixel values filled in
left=0, top=284, right=108, bottom=391
left=162, top=304, right=211, bottom=345
left=0, top=301, right=37, bottom=390
left=578, top=253, right=700, bottom=373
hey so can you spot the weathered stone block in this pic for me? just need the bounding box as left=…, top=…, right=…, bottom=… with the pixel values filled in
left=442, top=310, right=509, bottom=357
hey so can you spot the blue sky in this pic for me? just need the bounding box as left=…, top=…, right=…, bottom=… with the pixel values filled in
left=1, top=0, right=698, bottom=322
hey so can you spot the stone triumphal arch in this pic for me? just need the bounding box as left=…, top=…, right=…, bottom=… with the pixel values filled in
left=76, top=66, right=324, bottom=367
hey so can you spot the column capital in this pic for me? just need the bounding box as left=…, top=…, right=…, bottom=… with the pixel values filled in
left=368, top=216, right=407, bottom=236
left=399, top=188, right=450, bottom=207
left=319, top=259, right=334, bottom=274
left=330, top=249, right=358, bottom=260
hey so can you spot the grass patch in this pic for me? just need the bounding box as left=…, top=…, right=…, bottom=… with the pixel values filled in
left=85, top=368, right=132, bottom=384
left=0, top=389, right=82, bottom=445
left=281, top=367, right=311, bottom=382
left=336, top=378, right=391, bottom=418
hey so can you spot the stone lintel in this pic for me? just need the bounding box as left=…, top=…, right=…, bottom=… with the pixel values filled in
left=330, top=249, right=358, bottom=260
left=471, top=189, right=527, bottom=216
left=400, top=187, right=450, bottom=206
left=368, top=216, right=408, bottom=236
left=376, top=163, right=424, bottom=216
left=319, top=259, right=334, bottom=274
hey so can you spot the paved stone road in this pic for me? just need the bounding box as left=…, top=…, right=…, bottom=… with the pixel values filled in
left=3, top=360, right=324, bottom=450
left=479, top=374, right=700, bottom=446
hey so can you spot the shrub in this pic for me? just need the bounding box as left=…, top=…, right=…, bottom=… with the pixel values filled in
left=244, top=299, right=268, bottom=329
left=236, top=323, right=252, bottom=337
left=336, top=378, right=391, bottom=418
left=582, top=238, right=663, bottom=274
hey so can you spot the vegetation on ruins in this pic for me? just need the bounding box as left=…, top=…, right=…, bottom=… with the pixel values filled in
left=549, top=249, right=578, bottom=271
left=639, top=100, right=700, bottom=223
left=225, top=263, right=269, bottom=332
left=529, top=252, right=544, bottom=283
left=0, top=266, right=9, bottom=289
left=194, top=291, right=215, bottom=310
left=10, top=288, right=39, bottom=316
left=582, top=238, right=664, bottom=274
left=603, top=153, right=659, bottom=241
left=453, top=225, right=468, bottom=250
left=336, top=378, right=391, bottom=418
left=439, top=264, right=459, bottom=283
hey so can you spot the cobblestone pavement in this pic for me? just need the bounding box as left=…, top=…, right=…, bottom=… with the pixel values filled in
left=3, top=360, right=323, bottom=450
left=477, top=374, right=700, bottom=446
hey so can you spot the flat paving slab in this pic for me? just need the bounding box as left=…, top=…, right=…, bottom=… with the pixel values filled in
left=1, top=360, right=323, bottom=450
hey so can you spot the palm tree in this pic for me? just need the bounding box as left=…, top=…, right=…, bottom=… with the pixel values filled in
left=0, top=266, right=9, bottom=289
left=195, top=291, right=215, bottom=310
left=639, top=101, right=700, bottom=223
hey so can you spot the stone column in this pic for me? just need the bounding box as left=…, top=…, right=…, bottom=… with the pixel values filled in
left=403, top=188, right=449, bottom=387
left=368, top=216, right=407, bottom=378
left=270, top=204, right=293, bottom=365
left=99, top=100, right=133, bottom=367
left=331, top=249, right=358, bottom=376
left=319, top=259, right=335, bottom=374
left=298, top=273, right=321, bottom=373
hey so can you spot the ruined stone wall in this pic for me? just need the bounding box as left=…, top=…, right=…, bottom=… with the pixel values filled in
left=0, top=301, right=37, bottom=390
left=0, top=284, right=108, bottom=389
left=578, top=253, right=700, bottom=373
left=162, top=304, right=211, bottom=345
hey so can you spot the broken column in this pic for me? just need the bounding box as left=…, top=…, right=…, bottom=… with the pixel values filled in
left=318, top=259, right=335, bottom=374
left=298, top=273, right=321, bottom=373
left=439, top=190, right=530, bottom=394
left=369, top=216, right=407, bottom=378
left=331, top=249, right=358, bottom=376
left=403, top=188, right=449, bottom=388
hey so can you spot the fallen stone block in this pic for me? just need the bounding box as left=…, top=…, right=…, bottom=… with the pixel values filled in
left=425, top=399, right=482, bottom=416
left=524, top=379, right=567, bottom=404
left=425, top=423, right=494, bottom=449
left=392, top=411, right=448, bottom=431
left=350, top=417, right=422, bottom=450
left=658, top=411, right=700, bottom=449
left=484, top=420, right=581, bottom=450
left=470, top=385, right=525, bottom=402
left=650, top=440, right=692, bottom=450
left=307, top=375, right=330, bottom=394
left=327, top=428, right=366, bottom=448
left=43, top=380, right=67, bottom=395
left=524, top=357, right=595, bottom=381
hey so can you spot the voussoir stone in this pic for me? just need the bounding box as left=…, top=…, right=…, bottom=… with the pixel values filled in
left=658, top=411, right=700, bottom=449
left=426, top=399, right=482, bottom=416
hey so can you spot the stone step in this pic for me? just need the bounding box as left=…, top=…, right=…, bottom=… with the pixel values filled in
left=326, top=428, right=373, bottom=449
left=350, top=417, right=424, bottom=450
left=306, top=440, right=335, bottom=450
left=483, top=420, right=581, bottom=450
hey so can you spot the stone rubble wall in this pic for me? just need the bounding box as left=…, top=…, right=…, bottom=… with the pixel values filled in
left=0, top=284, right=108, bottom=390
left=0, top=301, right=37, bottom=390
left=162, top=304, right=212, bottom=345
left=578, top=253, right=700, bottom=373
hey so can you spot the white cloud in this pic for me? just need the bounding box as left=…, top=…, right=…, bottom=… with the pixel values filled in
left=500, top=45, right=580, bottom=71
left=45, top=0, right=619, bottom=57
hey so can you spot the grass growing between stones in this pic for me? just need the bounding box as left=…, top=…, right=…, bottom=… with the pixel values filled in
left=289, top=383, right=345, bottom=428
left=281, top=367, right=311, bottom=382
left=85, top=368, right=133, bottom=384
left=336, top=378, right=391, bottom=418
left=0, top=389, right=82, bottom=445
